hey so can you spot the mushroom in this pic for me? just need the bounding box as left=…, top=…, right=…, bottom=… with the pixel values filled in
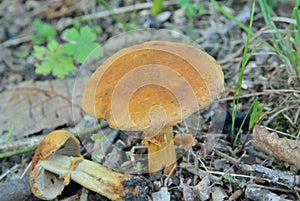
left=81, top=41, right=224, bottom=174
left=30, top=130, right=149, bottom=200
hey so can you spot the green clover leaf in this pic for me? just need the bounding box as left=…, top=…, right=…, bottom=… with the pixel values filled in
left=63, top=26, right=102, bottom=63
left=32, top=19, right=57, bottom=44
left=34, top=40, right=75, bottom=78
left=179, top=0, right=206, bottom=18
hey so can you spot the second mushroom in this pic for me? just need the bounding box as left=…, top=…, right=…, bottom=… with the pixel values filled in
left=81, top=41, right=224, bottom=175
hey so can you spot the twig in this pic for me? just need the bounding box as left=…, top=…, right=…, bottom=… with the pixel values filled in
left=0, top=122, right=108, bottom=159
left=180, top=162, right=221, bottom=182
left=294, top=108, right=300, bottom=125
left=20, top=162, right=31, bottom=179
left=164, top=163, right=177, bottom=187
left=0, top=164, right=20, bottom=181
left=264, top=126, right=300, bottom=140
left=272, top=16, right=297, bottom=25
left=264, top=105, right=299, bottom=126
left=207, top=170, right=255, bottom=179
left=0, top=136, right=44, bottom=153
left=1, top=1, right=177, bottom=47
left=282, top=113, right=297, bottom=128
left=215, top=146, right=300, bottom=187
left=219, top=89, right=300, bottom=102
left=2, top=35, right=33, bottom=48
left=255, top=165, right=300, bottom=187
left=59, top=1, right=178, bottom=30
left=214, top=150, right=254, bottom=172
left=80, top=188, right=89, bottom=201
left=246, top=184, right=295, bottom=195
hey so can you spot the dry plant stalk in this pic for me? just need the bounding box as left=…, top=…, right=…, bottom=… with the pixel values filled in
left=252, top=125, right=300, bottom=167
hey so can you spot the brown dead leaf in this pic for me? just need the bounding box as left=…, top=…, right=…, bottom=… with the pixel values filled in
left=183, top=184, right=196, bottom=201
left=194, top=175, right=210, bottom=201
left=276, top=1, right=297, bottom=17
left=36, top=0, right=94, bottom=20
left=252, top=125, right=300, bottom=167
left=0, top=78, right=87, bottom=138
left=211, top=186, right=227, bottom=200
left=229, top=189, right=243, bottom=201
left=174, top=133, right=196, bottom=148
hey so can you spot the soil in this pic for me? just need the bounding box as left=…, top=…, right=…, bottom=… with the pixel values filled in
left=0, top=0, right=299, bottom=201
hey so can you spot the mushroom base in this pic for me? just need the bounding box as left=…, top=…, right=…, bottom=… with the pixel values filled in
left=142, top=127, right=176, bottom=175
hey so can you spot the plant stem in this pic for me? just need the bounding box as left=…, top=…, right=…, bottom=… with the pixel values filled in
left=231, top=1, right=255, bottom=143
left=0, top=122, right=108, bottom=159
left=151, top=0, right=164, bottom=16
left=73, top=121, right=108, bottom=137
left=97, top=0, right=132, bottom=31
left=0, top=145, right=37, bottom=159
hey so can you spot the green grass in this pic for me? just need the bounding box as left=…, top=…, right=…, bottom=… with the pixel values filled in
left=3, top=121, right=15, bottom=143
left=180, top=0, right=207, bottom=38
left=211, top=1, right=265, bottom=146
left=211, top=0, right=300, bottom=146
left=210, top=0, right=252, bottom=34
left=151, top=0, right=164, bottom=16
left=258, top=0, right=300, bottom=81
left=97, top=0, right=137, bottom=31
left=231, top=1, right=265, bottom=147
left=0, top=145, right=37, bottom=159
left=32, top=19, right=56, bottom=44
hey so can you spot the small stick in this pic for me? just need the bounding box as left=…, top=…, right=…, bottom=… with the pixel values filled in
left=0, top=136, right=44, bottom=153
left=0, top=122, right=108, bottom=159
left=0, top=164, right=20, bottom=181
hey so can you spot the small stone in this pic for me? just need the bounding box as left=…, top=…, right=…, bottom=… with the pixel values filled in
left=156, top=11, right=171, bottom=23
left=0, top=27, right=6, bottom=42
left=152, top=187, right=170, bottom=201
left=213, top=159, right=230, bottom=170
left=0, top=62, right=6, bottom=73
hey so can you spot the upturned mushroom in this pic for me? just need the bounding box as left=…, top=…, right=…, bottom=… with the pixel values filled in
left=81, top=41, right=224, bottom=174
left=30, top=130, right=149, bottom=200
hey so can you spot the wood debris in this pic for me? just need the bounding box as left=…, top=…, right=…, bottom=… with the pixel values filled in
left=252, top=125, right=300, bottom=167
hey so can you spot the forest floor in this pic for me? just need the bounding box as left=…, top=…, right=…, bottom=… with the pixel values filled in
left=0, top=0, right=300, bottom=200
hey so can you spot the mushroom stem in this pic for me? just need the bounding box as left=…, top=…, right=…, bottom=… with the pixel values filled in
left=39, top=155, right=130, bottom=200
left=142, top=127, right=176, bottom=175
left=30, top=130, right=150, bottom=201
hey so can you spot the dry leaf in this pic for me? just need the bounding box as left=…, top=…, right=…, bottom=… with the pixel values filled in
left=174, top=134, right=196, bottom=148
left=229, top=189, right=243, bottom=200
left=183, top=184, right=196, bottom=201
left=211, top=186, right=227, bottom=201
left=194, top=175, right=210, bottom=201
left=152, top=187, right=170, bottom=201
left=252, top=125, right=300, bottom=167
left=0, top=78, right=87, bottom=138
left=245, top=186, right=293, bottom=201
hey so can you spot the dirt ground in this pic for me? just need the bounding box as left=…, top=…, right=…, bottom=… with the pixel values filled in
left=0, top=0, right=300, bottom=201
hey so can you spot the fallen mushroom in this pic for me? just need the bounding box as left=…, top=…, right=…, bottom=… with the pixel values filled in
left=30, top=130, right=150, bottom=200
left=81, top=41, right=224, bottom=174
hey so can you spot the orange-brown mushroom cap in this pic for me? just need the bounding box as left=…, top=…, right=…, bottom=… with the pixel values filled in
left=30, top=130, right=81, bottom=200
left=81, top=41, right=224, bottom=131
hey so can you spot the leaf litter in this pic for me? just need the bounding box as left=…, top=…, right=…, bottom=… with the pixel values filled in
left=0, top=0, right=300, bottom=201
left=252, top=125, right=300, bottom=167
left=0, top=77, right=87, bottom=138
